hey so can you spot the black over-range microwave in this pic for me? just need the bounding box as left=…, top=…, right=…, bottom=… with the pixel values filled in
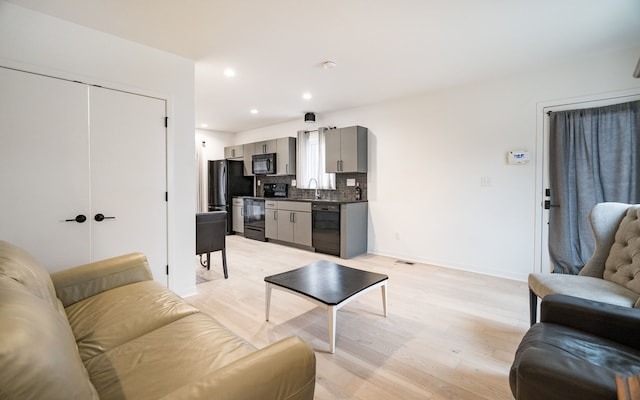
left=252, top=153, right=276, bottom=175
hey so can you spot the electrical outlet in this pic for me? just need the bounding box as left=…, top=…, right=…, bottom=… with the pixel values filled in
left=291, top=179, right=297, bottom=187
left=346, top=178, right=356, bottom=187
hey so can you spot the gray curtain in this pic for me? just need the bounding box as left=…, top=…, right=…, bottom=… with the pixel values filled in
left=548, top=100, right=640, bottom=274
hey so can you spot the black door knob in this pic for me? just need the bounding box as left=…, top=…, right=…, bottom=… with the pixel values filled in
left=94, top=213, right=115, bottom=222
left=65, top=215, right=87, bottom=223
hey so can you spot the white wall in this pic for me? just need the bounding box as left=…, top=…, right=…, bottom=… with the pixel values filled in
left=196, top=129, right=235, bottom=161
left=237, top=45, right=640, bottom=281
left=0, top=2, right=196, bottom=295
left=194, top=129, right=235, bottom=211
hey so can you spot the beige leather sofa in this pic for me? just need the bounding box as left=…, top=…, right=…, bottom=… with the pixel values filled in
left=0, top=240, right=316, bottom=400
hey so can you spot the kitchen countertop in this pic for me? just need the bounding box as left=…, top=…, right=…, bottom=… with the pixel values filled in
left=234, top=196, right=367, bottom=204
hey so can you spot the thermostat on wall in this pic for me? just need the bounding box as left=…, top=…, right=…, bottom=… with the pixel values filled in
left=508, top=150, right=530, bottom=165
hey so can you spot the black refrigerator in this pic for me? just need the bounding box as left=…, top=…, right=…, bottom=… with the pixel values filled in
left=208, top=160, right=254, bottom=233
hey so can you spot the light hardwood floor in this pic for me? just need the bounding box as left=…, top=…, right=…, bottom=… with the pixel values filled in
left=187, top=235, right=530, bottom=400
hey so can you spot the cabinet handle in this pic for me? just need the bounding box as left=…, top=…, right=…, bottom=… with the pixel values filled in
left=286, top=164, right=288, bottom=174
left=274, top=211, right=278, bottom=221
left=65, top=214, right=87, bottom=223
left=290, top=212, right=295, bottom=223
left=337, top=160, right=340, bottom=171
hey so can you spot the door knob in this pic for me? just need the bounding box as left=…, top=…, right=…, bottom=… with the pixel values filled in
left=94, top=213, right=116, bottom=222
left=65, top=214, right=87, bottom=223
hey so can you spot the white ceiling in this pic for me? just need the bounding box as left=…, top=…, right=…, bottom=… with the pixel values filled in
left=6, top=0, right=640, bottom=133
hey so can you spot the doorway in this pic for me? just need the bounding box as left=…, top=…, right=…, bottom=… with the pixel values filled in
left=535, top=91, right=640, bottom=274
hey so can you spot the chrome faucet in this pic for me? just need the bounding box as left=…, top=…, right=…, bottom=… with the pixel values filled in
left=308, top=178, right=320, bottom=199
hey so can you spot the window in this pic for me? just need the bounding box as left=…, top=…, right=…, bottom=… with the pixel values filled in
left=297, top=127, right=335, bottom=190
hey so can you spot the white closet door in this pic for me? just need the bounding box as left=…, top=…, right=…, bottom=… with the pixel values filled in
left=88, top=87, right=168, bottom=284
left=0, top=67, right=91, bottom=270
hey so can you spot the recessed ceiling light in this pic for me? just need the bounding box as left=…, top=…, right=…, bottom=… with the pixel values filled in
left=322, top=61, right=337, bottom=70
left=302, top=92, right=312, bottom=100
left=200, top=123, right=208, bottom=128
left=224, top=68, right=236, bottom=78
left=250, top=109, right=259, bottom=114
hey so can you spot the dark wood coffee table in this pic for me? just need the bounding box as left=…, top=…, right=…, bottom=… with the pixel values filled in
left=264, top=260, right=388, bottom=353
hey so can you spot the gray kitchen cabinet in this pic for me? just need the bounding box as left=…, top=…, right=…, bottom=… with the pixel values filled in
left=232, top=197, right=245, bottom=233
left=243, top=143, right=254, bottom=176
left=224, top=145, right=244, bottom=160
left=340, top=202, right=368, bottom=258
left=254, top=139, right=277, bottom=154
left=272, top=201, right=312, bottom=246
left=265, top=200, right=278, bottom=239
left=243, top=139, right=278, bottom=176
left=325, top=125, right=368, bottom=173
left=294, top=211, right=312, bottom=246
left=276, top=137, right=296, bottom=175
left=239, top=137, right=295, bottom=176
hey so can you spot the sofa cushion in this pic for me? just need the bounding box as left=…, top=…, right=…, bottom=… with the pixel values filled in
left=84, top=312, right=256, bottom=400
left=65, top=280, right=199, bottom=361
left=0, top=276, right=99, bottom=400
left=604, top=206, right=640, bottom=294
left=528, top=273, right=639, bottom=308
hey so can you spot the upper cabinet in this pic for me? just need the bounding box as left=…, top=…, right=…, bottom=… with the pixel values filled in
left=254, top=139, right=277, bottom=155
left=276, top=137, right=296, bottom=175
left=242, top=143, right=255, bottom=176
left=236, top=137, right=296, bottom=176
left=325, top=125, right=368, bottom=173
left=223, top=145, right=244, bottom=160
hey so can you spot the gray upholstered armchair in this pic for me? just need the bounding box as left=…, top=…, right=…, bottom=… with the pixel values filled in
left=528, top=202, right=640, bottom=326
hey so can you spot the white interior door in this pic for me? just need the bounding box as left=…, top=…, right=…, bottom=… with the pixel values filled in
left=0, top=67, right=91, bottom=270
left=88, top=87, right=168, bottom=284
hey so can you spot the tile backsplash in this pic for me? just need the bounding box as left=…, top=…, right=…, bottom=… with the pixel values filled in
left=257, top=173, right=367, bottom=201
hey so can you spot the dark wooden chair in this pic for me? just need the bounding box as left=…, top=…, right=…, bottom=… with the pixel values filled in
left=196, top=211, right=228, bottom=278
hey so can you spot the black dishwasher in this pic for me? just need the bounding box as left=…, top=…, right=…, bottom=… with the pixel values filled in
left=312, top=203, right=340, bottom=256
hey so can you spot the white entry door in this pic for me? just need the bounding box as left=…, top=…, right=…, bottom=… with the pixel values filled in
left=0, top=67, right=91, bottom=268
left=0, top=67, right=168, bottom=284
left=89, top=87, right=168, bottom=283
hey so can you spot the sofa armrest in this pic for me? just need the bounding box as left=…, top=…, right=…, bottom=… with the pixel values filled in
left=541, top=294, right=640, bottom=349
left=159, top=336, right=316, bottom=400
left=51, top=253, right=153, bottom=307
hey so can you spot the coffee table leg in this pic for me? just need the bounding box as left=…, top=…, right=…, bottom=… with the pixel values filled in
left=328, top=306, right=337, bottom=353
left=265, top=283, right=272, bottom=321
left=382, top=282, right=388, bottom=317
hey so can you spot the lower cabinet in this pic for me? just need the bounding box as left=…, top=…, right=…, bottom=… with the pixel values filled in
left=265, top=200, right=278, bottom=239
left=232, top=198, right=244, bottom=233
left=265, top=201, right=312, bottom=246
